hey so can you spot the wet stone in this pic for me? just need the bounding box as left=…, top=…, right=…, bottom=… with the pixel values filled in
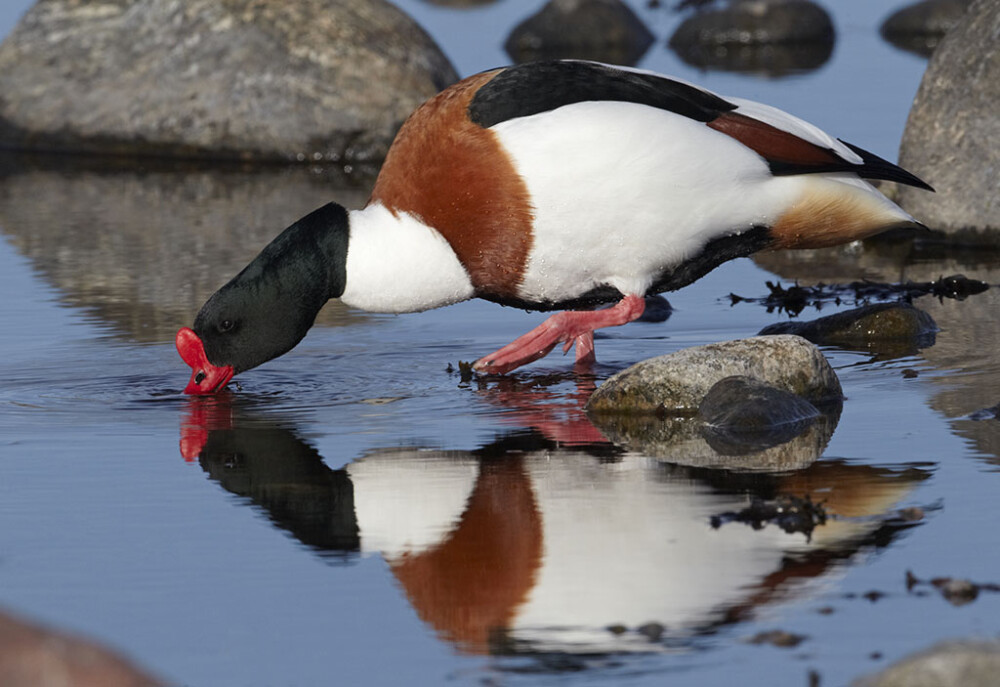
left=668, top=0, right=834, bottom=74
left=586, top=335, right=842, bottom=415
left=880, top=0, right=973, bottom=57
left=852, top=639, right=1000, bottom=687
left=0, top=608, right=163, bottom=687
left=699, top=375, right=821, bottom=431
left=758, top=303, right=938, bottom=354
left=505, top=0, right=654, bottom=65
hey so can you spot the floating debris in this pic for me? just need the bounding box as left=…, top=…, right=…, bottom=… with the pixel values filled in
left=730, top=274, right=989, bottom=316
left=746, top=630, right=807, bottom=648
left=905, top=570, right=1000, bottom=606
left=710, top=494, right=827, bottom=539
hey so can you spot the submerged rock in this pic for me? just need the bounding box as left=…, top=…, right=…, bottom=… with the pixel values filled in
left=852, top=639, right=1000, bottom=687
left=699, top=376, right=821, bottom=430
left=505, top=0, right=654, bottom=65
left=699, top=375, right=823, bottom=453
left=586, top=335, right=842, bottom=415
left=0, top=607, right=163, bottom=686
left=0, top=0, right=457, bottom=163
left=897, top=0, right=1000, bottom=234
left=670, top=0, right=835, bottom=44
left=880, top=0, right=973, bottom=57
left=759, top=303, right=938, bottom=356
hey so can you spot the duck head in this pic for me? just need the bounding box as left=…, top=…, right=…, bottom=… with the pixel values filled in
left=178, top=203, right=350, bottom=394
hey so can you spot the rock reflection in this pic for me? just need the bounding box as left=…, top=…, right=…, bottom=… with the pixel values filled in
left=590, top=403, right=840, bottom=471
left=181, top=395, right=928, bottom=657
left=0, top=155, right=375, bottom=341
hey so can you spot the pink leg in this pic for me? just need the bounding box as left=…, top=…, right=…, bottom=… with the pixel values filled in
left=473, top=294, right=646, bottom=374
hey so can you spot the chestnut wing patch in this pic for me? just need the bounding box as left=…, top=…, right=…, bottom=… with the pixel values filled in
left=708, top=112, right=933, bottom=190
left=467, top=60, right=736, bottom=128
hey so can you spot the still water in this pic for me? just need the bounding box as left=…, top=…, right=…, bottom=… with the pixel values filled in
left=2, top=1, right=1000, bottom=686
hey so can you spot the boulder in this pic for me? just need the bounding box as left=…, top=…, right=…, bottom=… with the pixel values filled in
left=0, top=0, right=458, bottom=163
left=505, top=0, right=654, bottom=65
left=759, top=303, right=938, bottom=356
left=699, top=375, right=821, bottom=431
left=586, top=335, right=842, bottom=415
left=670, top=0, right=835, bottom=44
left=880, top=0, right=973, bottom=57
left=668, top=0, right=834, bottom=75
left=852, top=640, right=1000, bottom=687
left=897, top=0, right=1000, bottom=234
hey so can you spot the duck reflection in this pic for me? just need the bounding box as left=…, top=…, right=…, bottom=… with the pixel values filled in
left=181, top=394, right=929, bottom=656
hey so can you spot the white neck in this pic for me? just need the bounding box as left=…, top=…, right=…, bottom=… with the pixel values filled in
left=339, top=203, right=475, bottom=313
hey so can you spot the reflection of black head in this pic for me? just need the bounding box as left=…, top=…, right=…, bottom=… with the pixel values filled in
left=199, top=427, right=360, bottom=556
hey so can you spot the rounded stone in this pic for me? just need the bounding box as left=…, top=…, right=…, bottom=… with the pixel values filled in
left=586, top=335, right=842, bottom=415
left=759, top=303, right=938, bottom=349
left=699, top=375, right=821, bottom=430
left=897, top=0, right=1000, bottom=234
left=505, top=0, right=654, bottom=65
left=0, top=0, right=458, bottom=163
left=669, top=0, right=835, bottom=48
left=880, top=0, right=973, bottom=57
left=852, top=640, right=1000, bottom=687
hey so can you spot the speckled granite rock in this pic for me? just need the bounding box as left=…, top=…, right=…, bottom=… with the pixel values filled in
left=586, top=335, right=842, bottom=415
left=0, top=0, right=458, bottom=163
left=897, top=0, right=1000, bottom=234
left=852, top=640, right=1000, bottom=687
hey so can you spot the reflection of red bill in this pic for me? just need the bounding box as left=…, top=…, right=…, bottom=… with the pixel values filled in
left=176, top=327, right=234, bottom=395
left=179, top=394, right=234, bottom=461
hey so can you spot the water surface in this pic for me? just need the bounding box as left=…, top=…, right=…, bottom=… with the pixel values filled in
left=2, top=2, right=1000, bottom=686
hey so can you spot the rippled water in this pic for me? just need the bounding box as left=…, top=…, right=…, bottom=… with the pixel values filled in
left=2, top=2, right=1000, bottom=686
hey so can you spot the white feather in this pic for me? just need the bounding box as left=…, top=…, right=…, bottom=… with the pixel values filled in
left=492, top=100, right=806, bottom=303
left=341, top=203, right=474, bottom=313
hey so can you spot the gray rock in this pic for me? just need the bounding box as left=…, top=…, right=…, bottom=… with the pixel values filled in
left=586, top=335, right=842, bottom=415
left=852, top=640, right=1000, bottom=687
left=505, top=0, right=654, bottom=65
left=668, top=0, right=835, bottom=75
left=0, top=0, right=458, bottom=163
left=700, top=374, right=820, bottom=428
left=669, top=0, right=834, bottom=75
left=897, top=0, right=1000, bottom=234
left=0, top=607, right=163, bottom=687
left=669, top=0, right=834, bottom=46
left=880, top=0, right=973, bottom=57
left=759, top=303, right=938, bottom=356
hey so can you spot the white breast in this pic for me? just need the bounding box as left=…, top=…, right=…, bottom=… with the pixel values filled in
left=491, top=101, right=804, bottom=303
left=340, top=203, right=475, bottom=313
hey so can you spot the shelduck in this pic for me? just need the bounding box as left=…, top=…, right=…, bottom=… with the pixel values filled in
left=177, top=60, right=932, bottom=394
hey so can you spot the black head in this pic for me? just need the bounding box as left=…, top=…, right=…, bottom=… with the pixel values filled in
left=184, top=203, right=350, bottom=386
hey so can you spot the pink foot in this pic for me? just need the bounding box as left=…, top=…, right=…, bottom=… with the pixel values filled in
left=473, top=294, right=646, bottom=374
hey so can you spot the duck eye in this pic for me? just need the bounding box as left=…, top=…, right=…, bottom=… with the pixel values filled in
left=219, top=319, right=234, bottom=333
